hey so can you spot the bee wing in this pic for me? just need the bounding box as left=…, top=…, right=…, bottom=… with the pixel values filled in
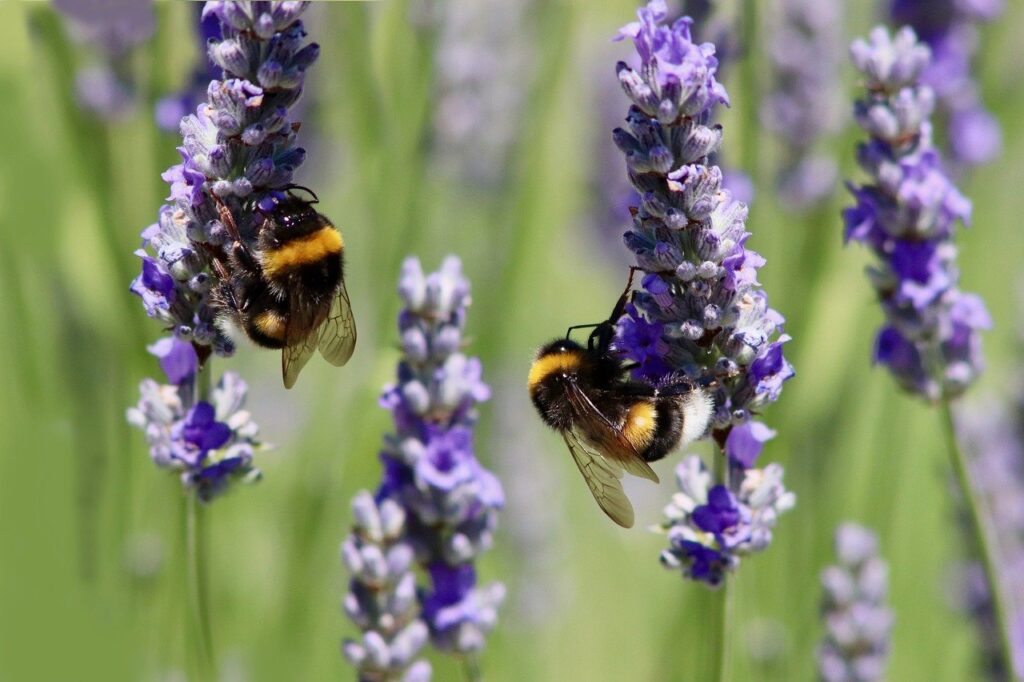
left=562, top=381, right=659, bottom=483
left=564, top=430, right=635, bottom=528
left=317, top=280, right=357, bottom=366
left=281, top=298, right=320, bottom=390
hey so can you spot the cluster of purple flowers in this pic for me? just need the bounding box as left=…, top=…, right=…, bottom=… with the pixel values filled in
left=342, top=257, right=504, bottom=669
left=762, top=0, right=845, bottom=208
left=890, top=0, right=1004, bottom=168
left=341, top=492, right=432, bottom=682
left=844, top=26, right=990, bottom=400
left=611, top=1, right=795, bottom=585
left=127, top=338, right=261, bottom=502
left=817, top=523, right=894, bottom=682
left=129, top=1, right=320, bottom=497
left=955, top=397, right=1024, bottom=680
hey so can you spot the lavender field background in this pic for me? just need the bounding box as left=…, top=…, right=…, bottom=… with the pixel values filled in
left=1, top=1, right=1023, bottom=680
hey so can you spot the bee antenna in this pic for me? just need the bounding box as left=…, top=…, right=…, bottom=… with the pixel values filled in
left=284, top=184, right=320, bottom=204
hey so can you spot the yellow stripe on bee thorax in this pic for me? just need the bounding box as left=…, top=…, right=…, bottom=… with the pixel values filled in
left=262, top=226, right=343, bottom=278
left=527, top=350, right=582, bottom=392
left=622, top=401, right=657, bottom=450
left=254, top=310, right=287, bottom=341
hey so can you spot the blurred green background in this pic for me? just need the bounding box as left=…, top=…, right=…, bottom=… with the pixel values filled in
left=1, top=1, right=1023, bottom=680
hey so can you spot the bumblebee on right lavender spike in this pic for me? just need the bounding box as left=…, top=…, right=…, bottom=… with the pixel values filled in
left=528, top=270, right=713, bottom=528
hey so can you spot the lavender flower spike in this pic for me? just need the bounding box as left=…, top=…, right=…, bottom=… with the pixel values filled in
left=613, top=1, right=795, bottom=585
left=341, top=492, right=432, bottom=682
left=762, top=0, right=845, bottom=208
left=817, top=523, right=894, bottom=682
left=844, top=26, right=990, bottom=400
left=377, top=256, right=505, bottom=656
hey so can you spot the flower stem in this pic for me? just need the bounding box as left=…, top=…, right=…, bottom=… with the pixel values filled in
left=186, top=361, right=215, bottom=680
left=462, top=654, right=482, bottom=682
left=711, top=449, right=733, bottom=682
left=941, top=400, right=1015, bottom=675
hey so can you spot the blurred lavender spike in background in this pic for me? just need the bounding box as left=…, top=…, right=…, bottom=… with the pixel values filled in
left=377, top=256, right=505, bottom=656
left=341, top=492, right=433, bottom=682
left=53, top=0, right=155, bottom=120
left=762, top=0, right=845, bottom=209
left=430, top=0, right=536, bottom=186
left=612, top=0, right=795, bottom=586
left=955, top=396, right=1024, bottom=680
left=844, top=26, right=990, bottom=400
left=890, top=0, right=1005, bottom=169
left=817, top=523, right=894, bottom=682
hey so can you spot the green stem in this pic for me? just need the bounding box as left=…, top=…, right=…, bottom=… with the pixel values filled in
left=186, top=362, right=215, bottom=681
left=715, top=579, right=734, bottom=682
left=941, top=401, right=1016, bottom=676
left=738, top=0, right=759, bottom=184
left=462, top=655, right=482, bottom=682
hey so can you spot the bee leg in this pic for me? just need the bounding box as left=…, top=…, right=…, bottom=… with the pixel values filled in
left=211, top=193, right=245, bottom=245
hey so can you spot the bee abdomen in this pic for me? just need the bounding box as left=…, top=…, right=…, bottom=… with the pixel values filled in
left=245, top=310, right=288, bottom=349
left=261, top=226, right=344, bottom=280
left=622, top=400, right=658, bottom=452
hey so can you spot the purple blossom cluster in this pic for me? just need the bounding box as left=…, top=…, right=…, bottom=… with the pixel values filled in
left=611, top=1, right=795, bottom=585
left=817, top=523, right=894, bottom=682
left=890, top=0, right=1005, bottom=168
left=341, top=492, right=432, bottom=682
left=844, top=26, right=990, bottom=400
left=955, top=397, right=1024, bottom=680
left=127, top=338, right=261, bottom=502
left=342, top=256, right=504, bottom=664
left=762, top=0, right=845, bottom=208
left=660, top=456, right=795, bottom=586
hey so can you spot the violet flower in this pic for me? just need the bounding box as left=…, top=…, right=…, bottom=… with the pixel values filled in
left=762, top=0, right=845, bottom=208
left=890, top=0, right=1004, bottom=168
left=611, top=1, right=795, bottom=586
left=817, top=523, right=894, bottom=682
left=371, top=256, right=505, bottom=657
left=341, top=492, right=432, bottom=682
left=844, top=26, right=990, bottom=400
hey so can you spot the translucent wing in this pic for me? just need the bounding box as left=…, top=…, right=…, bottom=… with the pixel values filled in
left=564, top=430, right=635, bottom=528
left=281, top=300, right=319, bottom=390
left=562, top=381, right=659, bottom=483
left=317, top=280, right=357, bottom=366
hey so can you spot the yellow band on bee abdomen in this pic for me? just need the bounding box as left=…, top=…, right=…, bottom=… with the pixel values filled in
left=622, top=401, right=657, bottom=450
left=262, top=226, right=343, bottom=278
left=527, top=350, right=582, bottom=392
left=254, top=310, right=287, bottom=340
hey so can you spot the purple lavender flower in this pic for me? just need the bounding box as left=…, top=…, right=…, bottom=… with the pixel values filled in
left=954, top=397, right=1024, bottom=680
left=817, top=523, right=894, bottom=682
left=612, top=2, right=795, bottom=585
left=890, top=0, right=1004, bottom=168
left=762, top=0, right=845, bottom=208
left=371, top=256, right=504, bottom=657
left=127, top=349, right=261, bottom=502
left=844, top=26, right=990, bottom=400
left=341, top=492, right=432, bottom=682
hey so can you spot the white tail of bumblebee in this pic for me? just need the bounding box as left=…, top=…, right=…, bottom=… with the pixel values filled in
left=679, top=388, right=714, bottom=446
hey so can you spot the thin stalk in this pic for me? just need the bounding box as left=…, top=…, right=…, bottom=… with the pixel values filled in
left=185, top=362, right=215, bottom=681
left=738, top=0, right=760, bottom=185
left=715, top=579, right=734, bottom=682
left=462, top=655, right=482, bottom=682
left=941, top=400, right=1016, bottom=676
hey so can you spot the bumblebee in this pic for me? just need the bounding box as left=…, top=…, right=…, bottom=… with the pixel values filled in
left=528, top=272, right=712, bottom=528
left=211, top=189, right=356, bottom=388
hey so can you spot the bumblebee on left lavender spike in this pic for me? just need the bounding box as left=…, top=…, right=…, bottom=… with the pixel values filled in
left=210, top=189, right=356, bottom=389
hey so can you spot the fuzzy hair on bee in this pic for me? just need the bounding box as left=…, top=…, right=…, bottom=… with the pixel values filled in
left=527, top=273, right=713, bottom=528
left=210, top=190, right=357, bottom=389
